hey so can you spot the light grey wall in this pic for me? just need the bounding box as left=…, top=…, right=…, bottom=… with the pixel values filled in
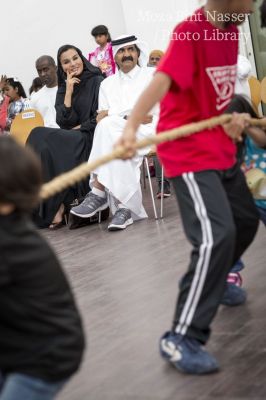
left=1, top=0, right=126, bottom=94
left=122, top=0, right=201, bottom=53
left=3, top=0, right=252, bottom=95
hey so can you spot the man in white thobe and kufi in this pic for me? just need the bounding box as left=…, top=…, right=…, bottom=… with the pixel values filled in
left=70, top=34, right=158, bottom=230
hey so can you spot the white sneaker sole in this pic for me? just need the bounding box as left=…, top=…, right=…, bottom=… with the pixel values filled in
left=108, top=218, right=133, bottom=231
left=70, top=203, right=108, bottom=218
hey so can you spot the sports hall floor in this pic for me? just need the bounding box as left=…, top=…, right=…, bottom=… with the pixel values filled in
left=43, top=179, right=265, bottom=400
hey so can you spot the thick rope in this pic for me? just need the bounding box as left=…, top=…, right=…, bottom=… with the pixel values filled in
left=40, top=114, right=266, bottom=200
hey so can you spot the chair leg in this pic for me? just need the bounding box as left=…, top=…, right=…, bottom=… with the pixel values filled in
left=98, top=211, right=102, bottom=224
left=142, top=160, right=146, bottom=189
left=160, top=167, right=164, bottom=219
left=144, top=157, right=158, bottom=219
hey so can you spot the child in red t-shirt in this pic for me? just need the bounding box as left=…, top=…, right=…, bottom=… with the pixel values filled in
left=118, top=0, right=259, bottom=374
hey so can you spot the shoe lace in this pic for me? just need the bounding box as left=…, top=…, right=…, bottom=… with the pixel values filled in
left=83, top=192, right=101, bottom=207
left=114, top=208, right=130, bottom=221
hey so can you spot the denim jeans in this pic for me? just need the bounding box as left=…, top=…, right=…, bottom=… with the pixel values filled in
left=0, top=373, right=67, bottom=400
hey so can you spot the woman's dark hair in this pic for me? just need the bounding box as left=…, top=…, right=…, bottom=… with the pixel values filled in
left=29, top=77, right=43, bottom=95
left=260, top=0, right=266, bottom=27
left=0, top=136, right=42, bottom=212
left=91, top=25, right=111, bottom=42
left=6, top=78, right=27, bottom=98
left=57, top=44, right=103, bottom=86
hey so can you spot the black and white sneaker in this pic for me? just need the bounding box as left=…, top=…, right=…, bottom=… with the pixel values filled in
left=108, top=208, right=133, bottom=231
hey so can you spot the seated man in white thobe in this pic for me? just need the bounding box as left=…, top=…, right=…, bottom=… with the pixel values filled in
left=30, top=55, right=59, bottom=128
left=70, top=35, right=158, bottom=231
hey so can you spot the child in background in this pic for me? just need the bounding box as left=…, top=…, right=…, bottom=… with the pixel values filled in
left=243, top=129, right=266, bottom=224
left=0, top=136, right=85, bottom=400
left=3, top=77, right=30, bottom=130
left=88, top=25, right=115, bottom=77
left=227, top=95, right=266, bottom=225
left=29, top=76, right=43, bottom=99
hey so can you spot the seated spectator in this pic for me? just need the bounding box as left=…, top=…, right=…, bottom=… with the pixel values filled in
left=88, top=25, right=115, bottom=77
left=243, top=124, right=266, bottom=225
left=3, top=77, right=30, bottom=130
left=27, top=45, right=104, bottom=229
left=228, top=95, right=266, bottom=225
left=30, top=55, right=59, bottom=128
left=29, top=77, right=43, bottom=98
left=147, top=49, right=164, bottom=67
left=71, top=35, right=159, bottom=231
left=221, top=55, right=255, bottom=307
left=0, top=136, right=84, bottom=400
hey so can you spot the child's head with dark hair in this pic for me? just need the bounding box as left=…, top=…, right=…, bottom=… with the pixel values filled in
left=0, top=136, right=42, bottom=214
left=29, top=77, right=43, bottom=95
left=260, top=0, right=266, bottom=27
left=91, top=25, right=111, bottom=45
left=4, top=78, right=27, bottom=101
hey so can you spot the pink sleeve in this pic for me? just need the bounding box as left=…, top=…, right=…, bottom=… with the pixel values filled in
left=88, top=51, right=94, bottom=62
left=107, top=44, right=116, bottom=74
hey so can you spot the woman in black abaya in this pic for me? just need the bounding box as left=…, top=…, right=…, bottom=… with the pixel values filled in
left=27, top=45, right=104, bottom=228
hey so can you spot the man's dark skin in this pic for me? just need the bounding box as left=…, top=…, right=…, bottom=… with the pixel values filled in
left=35, top=56, right=57, bottom=88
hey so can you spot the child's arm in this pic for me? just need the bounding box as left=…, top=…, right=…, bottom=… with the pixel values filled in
left=117, top=72, right=171, bottom=158
left=246, top=124, right=266, bottom=148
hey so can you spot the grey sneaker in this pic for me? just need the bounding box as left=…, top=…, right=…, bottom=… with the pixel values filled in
left=108, top=208, right=133, bottom=231
left=70, top=192, right=108, bottom=218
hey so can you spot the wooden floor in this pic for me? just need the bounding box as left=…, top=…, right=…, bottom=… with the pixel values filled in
left=43, top=181, right=265, bottom=400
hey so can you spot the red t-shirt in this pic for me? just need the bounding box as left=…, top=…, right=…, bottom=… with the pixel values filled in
left=156, top=8, right=238, bottom=177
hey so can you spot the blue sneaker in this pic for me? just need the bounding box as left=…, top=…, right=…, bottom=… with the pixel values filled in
left=231, top=259, right=245, bottom=273
left=220, top=283, right=247, bottom=306
left=160, top=331, right=219, bottom=374
left=220, top=271, right=247, bottom=306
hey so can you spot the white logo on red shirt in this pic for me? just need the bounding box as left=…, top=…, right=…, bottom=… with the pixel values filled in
left=206, top=65, right=237, bottom=111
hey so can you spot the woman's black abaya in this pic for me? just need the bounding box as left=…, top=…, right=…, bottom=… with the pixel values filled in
left=27, top=45, right=104, bottom=227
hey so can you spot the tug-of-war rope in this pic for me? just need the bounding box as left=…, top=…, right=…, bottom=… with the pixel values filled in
left=40, top=113, right=266, bottom=200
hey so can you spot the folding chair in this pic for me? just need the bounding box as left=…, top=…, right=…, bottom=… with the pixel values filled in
left=142, top=149, right=164, bottom=219
left=10, top=108, right=44, bottom=145
left=248, top=76, right=262, bottom=115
